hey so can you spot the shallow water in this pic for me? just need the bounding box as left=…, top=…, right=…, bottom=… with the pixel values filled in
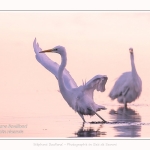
left=1, top=11, right=150, bottom=138
left=0, top=92, right=150, bottom=138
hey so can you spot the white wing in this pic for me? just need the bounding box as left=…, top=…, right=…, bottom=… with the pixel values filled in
left=109, top=72, right=130, bottom=99
left=83, top=75, right=108, bottom=99
left=33, top=38, right=78, bottom=89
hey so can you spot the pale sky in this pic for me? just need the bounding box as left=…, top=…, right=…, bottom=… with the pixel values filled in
left=0, top=11, right=150, bottom=101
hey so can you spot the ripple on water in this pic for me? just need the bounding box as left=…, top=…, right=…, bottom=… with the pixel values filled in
left=90, top=121, right=150, bottom=126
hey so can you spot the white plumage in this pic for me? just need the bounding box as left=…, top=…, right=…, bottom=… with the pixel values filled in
left=33, top=38, right=108, bottom=122
left=109, top=48, right=142, bottom=107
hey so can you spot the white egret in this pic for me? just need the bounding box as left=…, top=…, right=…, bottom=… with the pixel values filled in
left=109, top=48, right=142, bottom=108
left=33, top=38, right=108, bottom=123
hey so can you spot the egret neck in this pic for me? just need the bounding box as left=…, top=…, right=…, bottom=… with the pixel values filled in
left=58, top=50, right=69, bottom=98
left=130, top=52, right=138, bottom=79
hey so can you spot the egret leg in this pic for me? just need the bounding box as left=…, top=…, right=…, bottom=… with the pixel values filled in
left=122, top=87, right=129, bottom=108
left=78, top=112, right=86, bottom=123
left=94, top=111, right=107, bottom=123
left=123, top=97, right=127, bottom=109
left=87, top=108, right=107, bottom=122
left=122, top=106, right=129, bottom=117
left=124, top=103, right=127, bottom=109
left=82, top=122, right=85, bottom=128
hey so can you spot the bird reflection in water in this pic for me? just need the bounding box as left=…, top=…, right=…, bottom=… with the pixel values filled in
left=74, top=123, right=106, bottom=137
left=109, top=106, right=141, bottom=137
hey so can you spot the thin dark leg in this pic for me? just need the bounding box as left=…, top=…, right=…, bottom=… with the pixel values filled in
left=87, top=108, right=107, bottom=123
left=94, top=111, right=107, bottom=123
left=124, top=103, right=127, bottom=109
left=78, top=112, right=86, bottom=123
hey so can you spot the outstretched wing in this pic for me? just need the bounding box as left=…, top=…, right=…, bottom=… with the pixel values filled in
left=83, top=75, right=108, bottom=99
left=33, top=38, right=78, bottom=89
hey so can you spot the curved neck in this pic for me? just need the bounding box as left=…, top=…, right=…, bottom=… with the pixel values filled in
left=130, top=53, right=138, bottom=77
left=58, top=51, right=68, bottom=95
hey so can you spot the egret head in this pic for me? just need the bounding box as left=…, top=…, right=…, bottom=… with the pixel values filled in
left=129, top=47, right=133, bottom=54
left=39, top=45, right=66, bottom=55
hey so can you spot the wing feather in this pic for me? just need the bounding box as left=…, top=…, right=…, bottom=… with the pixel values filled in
left=33, top=38, right=78, bottom=89
left=83, top=75, right=108, bottom=99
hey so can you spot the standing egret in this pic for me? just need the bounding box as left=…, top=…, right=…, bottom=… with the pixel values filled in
left=109, top=48, right=142, bottom=108
left=33, top=38, right=108, bottom=123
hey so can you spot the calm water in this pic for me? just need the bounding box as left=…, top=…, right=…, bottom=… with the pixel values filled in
left=1, top=11, right=150, bottom=138
left=0, top=92, right=150, bottom=138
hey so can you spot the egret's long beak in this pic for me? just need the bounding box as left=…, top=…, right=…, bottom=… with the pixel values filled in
left=39, top=49, right=53, bottom=53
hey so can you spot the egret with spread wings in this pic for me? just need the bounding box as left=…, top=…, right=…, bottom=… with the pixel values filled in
left=109, top=48, right=142, bottom=108
left=33, top=38, right=108, bottom=122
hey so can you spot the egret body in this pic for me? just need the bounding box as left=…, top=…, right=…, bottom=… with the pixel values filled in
left=33, top=39, right=108, bottom=122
